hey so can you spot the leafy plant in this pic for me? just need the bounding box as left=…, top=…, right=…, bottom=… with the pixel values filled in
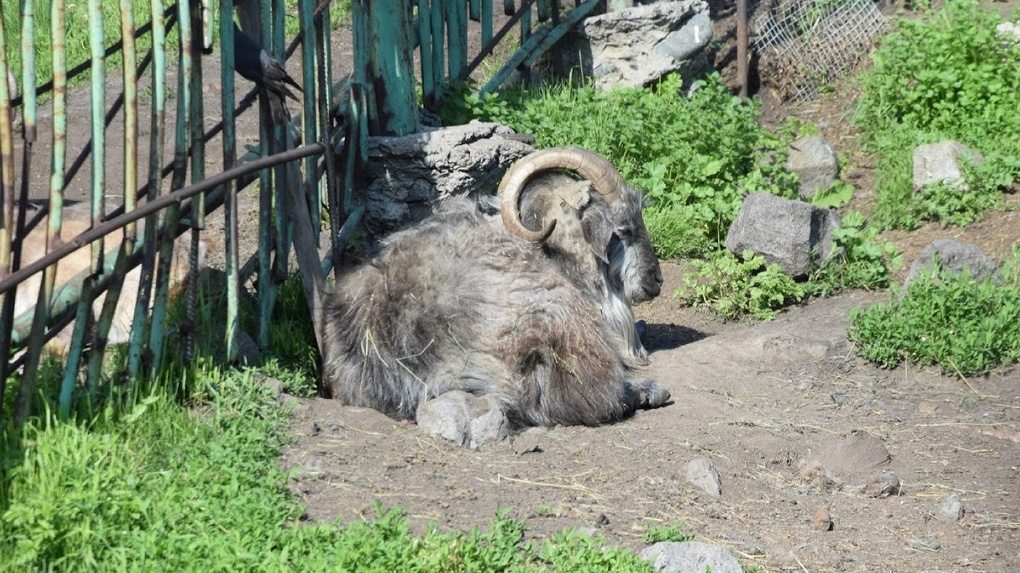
left=854, top=0, right=1020, bottom=230
left=848, top=248, right=1020, bottom=373
left=808, top=211, right=902, bottom=296
left=675, top=250, right=807, bottom=321
left=643, top=520, right=696, bottom=544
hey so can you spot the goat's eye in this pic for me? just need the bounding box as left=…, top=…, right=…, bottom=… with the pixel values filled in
left=616, top=227, right=633, bottom=240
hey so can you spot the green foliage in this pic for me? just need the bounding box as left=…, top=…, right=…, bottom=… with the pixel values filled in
left=810, top=180, right=854, bottom=209
left=454, top=74, right=800, bottom=259
left=676, top=212, right=901, bottom=320
left=854, top=0, right=1020, bottom=230
left=676, top=250, right=807, bottom=321
left=848, top=248, right=1020, bottom=373
left=643, top=520, right=695, bottom=544
left=808, top=211, right=902, bottom=296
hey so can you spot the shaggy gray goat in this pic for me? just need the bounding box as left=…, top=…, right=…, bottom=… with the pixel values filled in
left=321, top=147, right=668, bottom=427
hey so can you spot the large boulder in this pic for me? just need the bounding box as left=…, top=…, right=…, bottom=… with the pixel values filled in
left=725, top=192, right=841, bottom=277
left=357, top=122, right=533, bottom=242
left=563, top=0, right=712, bottom=90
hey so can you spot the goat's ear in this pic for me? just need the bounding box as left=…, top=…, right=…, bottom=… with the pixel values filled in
left=580, top=204, right=613, bottom=264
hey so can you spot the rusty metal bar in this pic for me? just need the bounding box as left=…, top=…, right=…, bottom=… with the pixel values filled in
left=737, top=0, right=749, bottom=98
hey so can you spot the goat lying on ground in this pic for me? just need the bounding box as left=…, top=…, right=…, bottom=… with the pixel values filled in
left=322, top=147, right=669, bottom=427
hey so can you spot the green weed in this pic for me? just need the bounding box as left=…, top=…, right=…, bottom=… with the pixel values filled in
left=854, top=0, right=1020, bottom=230
left=643, top=520, right=695, bottom=544
left=848, top=247, right=1020, bottom=373
left=676, top=250, right=806, bottom=321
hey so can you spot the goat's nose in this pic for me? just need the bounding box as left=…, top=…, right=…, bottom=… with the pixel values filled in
left=655, top=270, right=664, bottom=286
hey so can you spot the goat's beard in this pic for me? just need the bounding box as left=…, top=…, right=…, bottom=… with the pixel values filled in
left=604, top=238, right=653, bottom=368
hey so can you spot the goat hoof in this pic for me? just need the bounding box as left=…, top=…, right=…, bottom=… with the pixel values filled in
left=634, top=380, right=670, bottom=409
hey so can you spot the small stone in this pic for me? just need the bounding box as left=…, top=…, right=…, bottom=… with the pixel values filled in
left=512, top=427, right=547, bottom=455
left=866, top=472, right=901, bottom=498
left=938, top=493, right=964, bottom=522
left=812, top=507, right=834, bottom=531
left=685, top=457, right=723, bottom=497
left=907, top=537, right=941, bottom=551
left=917, top=401, right=938, bottom=415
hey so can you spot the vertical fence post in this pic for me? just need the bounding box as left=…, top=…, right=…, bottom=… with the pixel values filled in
left=127, top=0, right=169, bottom=379
left=221, top=0, right=240, bottom=363
left=87, top=0, right=139, bottom=385
left=0, top=1, right=17, bottom=420
left=353, top=0, right=417, bottom=136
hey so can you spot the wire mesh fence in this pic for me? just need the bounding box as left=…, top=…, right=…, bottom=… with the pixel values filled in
left=753, top=0, right=886, bottom=100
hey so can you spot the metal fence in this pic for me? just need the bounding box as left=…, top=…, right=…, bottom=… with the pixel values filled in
left=753, top=0, right=885, bottom=100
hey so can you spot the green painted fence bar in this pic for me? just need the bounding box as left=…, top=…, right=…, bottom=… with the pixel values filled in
left=49, top=0, right=70, bottom=415
left=221, top=0, right=240, bottom=363
left=86, top=0, right=140, bottom=386
left=127, top=0, right=169, bottom=379
left=0, top=4, right=16, bottom=413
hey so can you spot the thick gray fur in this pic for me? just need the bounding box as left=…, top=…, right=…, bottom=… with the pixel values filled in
left=321, top=173, right=667, bottom=427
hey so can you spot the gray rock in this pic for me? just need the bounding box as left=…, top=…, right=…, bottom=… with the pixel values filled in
left=907, top=538, right=941, bottom=551
left=416, top=390, right=510, bottom=449
left=512, top=427, right=547, bottom=455
left=938, top=493, right=964, bottom=522
left=684, top=457, right=722, bottom=497
left=416, top=391, right=473, bottom=447
left=997, top=21, right=1020, bottom=44
left=866, top=471, right=901, bottom=498
left=725, top=192, right=841, bottom=277
left=468, top=395, right=511, bottom=449
left=355, top=122, right=533, bottom=242
left=786, top=136, right=839, bottom=199
left=913, top=140, right=983, bottom=191
left=640, top=541, right=743, bottom=573
left=904, top=239, right=999, bottom=290
left=563, top=0, right=712, bottom=90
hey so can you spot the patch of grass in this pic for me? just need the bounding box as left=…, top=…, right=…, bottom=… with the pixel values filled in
left=643, top=520, right=695, bottom=544
left=854, top=0, right=1020, bottom=230
left=2, top=1, right=179, bottom=97
left=0, top=362, right=661, bottom=570
left=848, top=247, right=1020, bottom=373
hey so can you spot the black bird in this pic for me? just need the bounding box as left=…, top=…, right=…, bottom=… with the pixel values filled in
left=232, top=23, right=303, bottom=102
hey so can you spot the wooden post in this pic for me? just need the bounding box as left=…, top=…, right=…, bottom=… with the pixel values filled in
left=737, top=0, right=749, bottom=98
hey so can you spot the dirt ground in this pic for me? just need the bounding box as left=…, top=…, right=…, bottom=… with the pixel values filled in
left=10, top=3, right=1019, bottom=571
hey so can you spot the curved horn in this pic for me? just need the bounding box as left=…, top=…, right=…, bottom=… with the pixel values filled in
left=498, top=147, right=626, bottom=242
